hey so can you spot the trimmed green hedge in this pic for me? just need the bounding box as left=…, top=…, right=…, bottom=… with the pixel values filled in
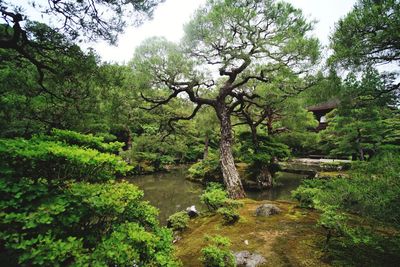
left=0, top=132, right=180, bottom=266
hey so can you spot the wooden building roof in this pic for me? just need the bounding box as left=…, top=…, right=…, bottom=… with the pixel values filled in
left=307, top=99, right=340, bottom=112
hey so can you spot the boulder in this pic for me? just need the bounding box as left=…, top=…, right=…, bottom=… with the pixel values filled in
left=235, top=251, right=266, bottom=267
left=254, top=204, right=281, bottom=217
left=186, top=205, right=199, bottom=218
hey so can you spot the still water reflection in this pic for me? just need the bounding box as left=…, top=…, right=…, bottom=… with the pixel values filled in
left=127, top=167, right=306, bottom=223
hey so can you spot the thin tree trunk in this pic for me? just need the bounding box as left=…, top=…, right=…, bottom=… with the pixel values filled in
left=250, top=124, right=259, bottom=152
left=203, top=134, right=209, bottom=160
left=358, top=146, right=365, bottom=161
left=356, top=129, right=365, bottom=161
left=267, top=115, right=273, bottom=136
left=125, top=126, right=132, bottom=151
left=218, top=105, right=246, bottom=199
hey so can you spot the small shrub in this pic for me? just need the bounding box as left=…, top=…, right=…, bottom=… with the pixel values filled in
left=200, top=235, right=235, bottom=267
left=188, top=153, right=221, bottom=181
left=167, top=211, right=190, bottom=231
left=291, top=179, right=327, bottom=208
left=200, top=183, right=243, bottom=224
left=200, top=183, right=228, bottom=211
left=217, top=206, right=240, bottom=224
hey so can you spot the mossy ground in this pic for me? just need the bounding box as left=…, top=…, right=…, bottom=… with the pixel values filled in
left=174, top=199, right=330, bottom=267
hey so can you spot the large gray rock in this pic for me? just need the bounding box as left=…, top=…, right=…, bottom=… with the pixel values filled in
left=186, top=205, right=199, bottom=218
left=235, top=251, right=266, bottom=267
left=254, top=204, right=281, bottom=217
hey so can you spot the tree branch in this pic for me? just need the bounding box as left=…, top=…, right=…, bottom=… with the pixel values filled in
left=140, top=89, right=184, bottom=110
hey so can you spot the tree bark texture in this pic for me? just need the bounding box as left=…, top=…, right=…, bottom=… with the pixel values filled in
left=218, top=104, right=246, bottom=199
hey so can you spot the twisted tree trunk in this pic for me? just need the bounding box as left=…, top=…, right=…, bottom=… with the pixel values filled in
left=218, top=104, right=246, bottom=199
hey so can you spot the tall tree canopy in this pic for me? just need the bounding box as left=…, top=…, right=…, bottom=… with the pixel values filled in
left=0, top=0, right=163, bottom=85
left=331, top=0, right=400, bottom=67
left=0, top=0, right=162, bottom=44
left=326, top=0, right=400, bottom=159
left=132, top=0, right=320, bottom=198
left=330, top=0, right=399, bottom=98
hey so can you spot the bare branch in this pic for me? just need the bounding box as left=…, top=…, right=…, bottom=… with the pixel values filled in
left=167, top=104, right=203, bottom=131
left=140, top=89, right=184, bottom=110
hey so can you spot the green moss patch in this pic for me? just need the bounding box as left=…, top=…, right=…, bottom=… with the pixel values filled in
left=174, top=199, right=330, bottom=266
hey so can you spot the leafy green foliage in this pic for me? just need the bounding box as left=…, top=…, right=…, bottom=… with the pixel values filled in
left=0, top=25, right=127, bottom=139
left=217, top=206, right=240, bottom=225
left=291, top=179, right=327, bottom=208
left=0, top=138, right=131, bottom=182
left=167, top=211, right=190, bottom=231
left=274, top=102, right=319, bottom=155
left=294, top=154, right=400, bottom=223
left=238, top=133, right=290, bottom=179
left=320, top=68, right=399, bottom=159
left=200, top=235, right=235, bottom=267
left=120, top=149, right=176, bottom=174
left=188, top=153, right=221, bottom=181
left=330, top=0, right=400, bottom=68
left=239, top=133, right=290, bottom=162
left=88, top=223, right=178, bottom=267
left=200, top=183, right=242, bottom=224
left=48, top=128, right=124, bottom=153
left=117, top=114, right=205, bottom=174
left=292, top=153, right=400, bottom=264
left=200, top=183, right=229, bottom=212
left=0, top=133, right=179, bottom=266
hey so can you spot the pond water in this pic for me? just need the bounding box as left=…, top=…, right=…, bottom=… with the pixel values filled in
left=127, top=167, right=307, bottom=223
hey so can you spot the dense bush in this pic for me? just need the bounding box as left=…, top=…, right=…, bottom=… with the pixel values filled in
left=48, top=128, right=124, bottom=153
left=0, top=133, right=179, bottom=266
left=292, top=153, right=400, bottom=264
left=120, top=149, right=175, bottom=174
left=200, top=235, right=235, bottom=267
left=167, top=211, right=190, bottom=231
left=0, top=138, right=131, bottom=182
left=120, top=133, right=204, bottom=174
left=200, top=183, right=229, bottom=212
left=217, top=206, right=240, bottom=225
left=291, top=179, right=327, bottom=208
left=188, top=153, right=221, bottom=181
left=200, top=183, right=243, bottom=224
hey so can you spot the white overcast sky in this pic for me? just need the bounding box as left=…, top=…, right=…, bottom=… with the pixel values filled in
left=87, top=0, right=357, bottom=64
